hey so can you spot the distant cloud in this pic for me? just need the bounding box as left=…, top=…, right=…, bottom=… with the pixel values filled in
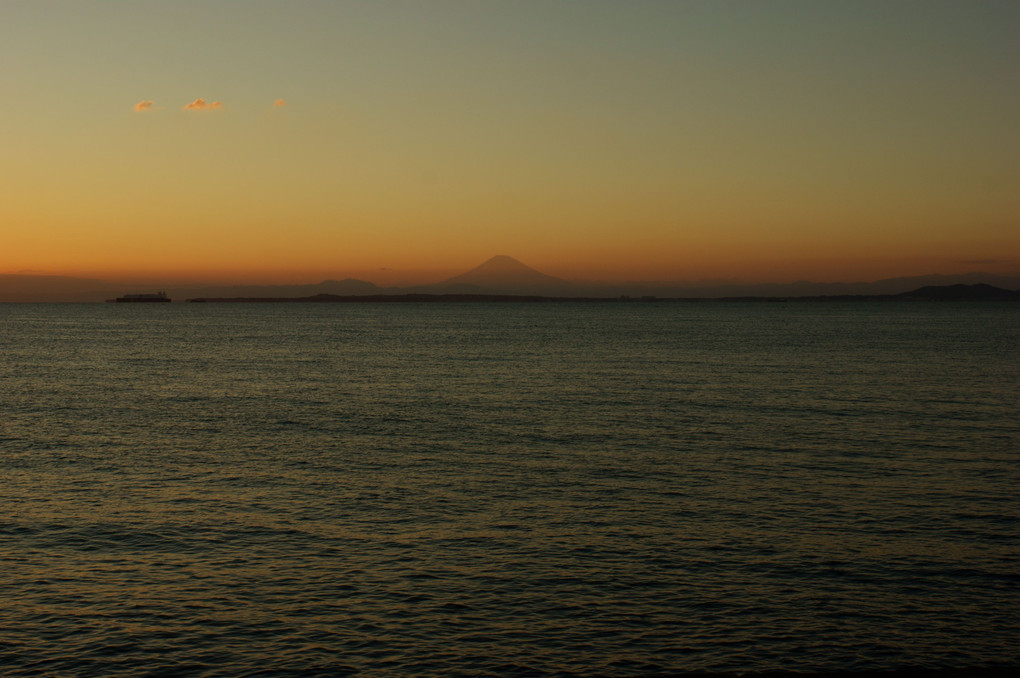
left=183, top=98, right=223, bottom=111
left=274, top=98, right=286, bottom=107
left=134, top=100, right=155, bottom=112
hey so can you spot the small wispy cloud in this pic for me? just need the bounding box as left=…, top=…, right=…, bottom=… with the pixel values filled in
left=274, top=99, right=286, bottom=107
left=134, top=100, right=155, bottom=112
left=184, top=98, right=223, bottom=111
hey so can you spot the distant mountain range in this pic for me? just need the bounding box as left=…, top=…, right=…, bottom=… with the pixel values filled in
left=187, top=284, right=1020, bottom=304
left=2, top=256, right=1019, bottom=302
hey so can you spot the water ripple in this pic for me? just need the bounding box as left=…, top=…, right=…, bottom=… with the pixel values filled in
left=1, top=302, right=1017, bottom=675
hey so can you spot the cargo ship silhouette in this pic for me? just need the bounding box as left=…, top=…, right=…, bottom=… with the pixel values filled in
left=114, top=292, right=171, bottom=303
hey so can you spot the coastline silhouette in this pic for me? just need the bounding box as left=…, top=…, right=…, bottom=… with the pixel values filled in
left=4, top=256, right=1020, bottom=303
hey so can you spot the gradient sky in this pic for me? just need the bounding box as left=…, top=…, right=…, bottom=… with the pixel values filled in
left=2, top=0, right=1017, bottom=284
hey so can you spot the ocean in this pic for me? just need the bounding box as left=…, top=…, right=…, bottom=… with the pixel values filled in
left=1, top=301, right=1017, bottom=676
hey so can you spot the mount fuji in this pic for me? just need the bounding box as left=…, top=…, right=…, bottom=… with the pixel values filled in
left=426, top=255, right=576, bottom=295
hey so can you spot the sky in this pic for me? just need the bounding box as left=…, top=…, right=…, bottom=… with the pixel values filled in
left=1, top=0, right=1017, bottom=285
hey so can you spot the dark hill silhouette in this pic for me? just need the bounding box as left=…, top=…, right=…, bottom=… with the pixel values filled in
left=168, top=277, right=384, bottom=300
left=189, top=281, right=1020, bottom=303
left=583, top=272, right=1020, bottom=299
left=898, top=283, right=1020, bottom=301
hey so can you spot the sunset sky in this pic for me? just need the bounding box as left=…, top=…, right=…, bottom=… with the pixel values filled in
left=2, top=1, right=1017, bottom=285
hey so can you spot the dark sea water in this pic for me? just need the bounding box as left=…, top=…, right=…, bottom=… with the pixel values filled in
left=1, top=301, right=1017, bottom=677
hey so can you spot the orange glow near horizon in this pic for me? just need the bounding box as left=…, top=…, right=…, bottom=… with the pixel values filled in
left=6, top=243, right=1019, bottom=288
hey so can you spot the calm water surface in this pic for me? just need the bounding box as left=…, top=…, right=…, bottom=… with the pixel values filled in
left=1, top=302, right=1018, bottom=676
